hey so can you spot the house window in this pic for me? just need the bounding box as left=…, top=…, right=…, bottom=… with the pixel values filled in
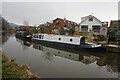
left=70, top=39, right=73, bottom=42
left=81, top=26, right=88, bottom=32
left=89, top=16, right=93, bottom=21
left=59, top=38, right=61, bottom=40
left=92, top=26, right=100, bottom=33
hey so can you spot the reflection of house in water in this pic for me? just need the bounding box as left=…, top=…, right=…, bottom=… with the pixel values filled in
left=33, top=44, right=83, bottom=61
left=33, top=43, right=120, bottom=73
left=33, top=44, right=99, bottom=64
left=16, top=38, right=31, bottom=47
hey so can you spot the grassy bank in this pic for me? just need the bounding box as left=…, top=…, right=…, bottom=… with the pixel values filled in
left=0, top=51, right=39, bottom=79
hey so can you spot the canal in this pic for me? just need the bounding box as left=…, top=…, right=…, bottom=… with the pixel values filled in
left=1, top=32, right=120, bottom=78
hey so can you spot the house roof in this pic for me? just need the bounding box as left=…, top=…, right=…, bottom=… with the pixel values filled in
left=109, top=20, right=120, bottom=27
left=53, top=18, right=78, bottom=26
left=52, top=18, right=78, bottom=29
left=80, top=15, right=102, bottom=24
left=102, top=22, right=108, bottom=27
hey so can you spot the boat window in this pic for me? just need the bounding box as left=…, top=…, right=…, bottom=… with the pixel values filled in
left=33, top=35, right=35, bottom=38
left=70, top=39, right=73, bottom=42
left=59, top=38, right=61, bottom=40
left=34, top=35, right=38, bottom=38
left=42, top=35, right=44, bottom=39
left=36, top=35, right=38, bottom=38
left=39, top=35, right=41, bottom=39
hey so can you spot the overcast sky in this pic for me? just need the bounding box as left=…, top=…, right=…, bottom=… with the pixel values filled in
left=2, top=2, right=119, bottom=25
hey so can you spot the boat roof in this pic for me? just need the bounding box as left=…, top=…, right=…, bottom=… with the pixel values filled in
left=34, top=33, right=84, bottom=38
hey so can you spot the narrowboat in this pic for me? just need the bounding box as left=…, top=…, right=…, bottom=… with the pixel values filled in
left=32, top=34, right=102, bottom=49
left=15, top=31, right=32, bottom=41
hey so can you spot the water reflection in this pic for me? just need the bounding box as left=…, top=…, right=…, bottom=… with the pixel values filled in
left=0, top=31, right=14, bottom=50
left=33, top=44, right=85, bottom=62
left=32, top=43, right=120, bottom=73
left=33, top=43, right=101, bottom=64
left=16, top=38, right=31, bottom=47
left=2, top=34, right=120, bottom=78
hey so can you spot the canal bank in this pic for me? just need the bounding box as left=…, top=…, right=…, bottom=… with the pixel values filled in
left=106, top=45, right=120, bottom=53
left=1, top=51, right=39, bottom=79
left=86, top=41, right=120, bottom=53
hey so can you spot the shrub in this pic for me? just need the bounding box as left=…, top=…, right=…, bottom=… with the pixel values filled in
left=94, top=35, right=106, bottom=41
left=59, top=27, right=68, bottom=35
left=68, top=28, right=75, bottom=35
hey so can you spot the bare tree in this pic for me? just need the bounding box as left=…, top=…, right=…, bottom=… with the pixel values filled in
left=23, top=20, right=29, bottom=26
left=23, top=20, right=31, bottom=34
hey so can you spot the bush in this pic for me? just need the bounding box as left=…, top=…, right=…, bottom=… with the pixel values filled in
left=93, top=35, right=106, bottom=41
left=76, top=32, right=89, bottom=37
left=59, top=27, right=68, bottom=35
left=68, top=28, right=75, bottom=35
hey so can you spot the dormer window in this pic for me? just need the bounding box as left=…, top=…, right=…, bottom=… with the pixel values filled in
left=89, top=16, right=93, bottom=21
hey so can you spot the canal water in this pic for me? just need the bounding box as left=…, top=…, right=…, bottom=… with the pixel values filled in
left=1, top=32, right=120, bottom=78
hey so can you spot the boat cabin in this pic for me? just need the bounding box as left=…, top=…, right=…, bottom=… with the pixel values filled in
left=32, top=34, right=85, bottom=45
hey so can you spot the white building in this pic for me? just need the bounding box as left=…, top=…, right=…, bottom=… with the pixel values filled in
left=100, top=22, right=108, bottom=36
left=80, top=15, right=102, bottom=33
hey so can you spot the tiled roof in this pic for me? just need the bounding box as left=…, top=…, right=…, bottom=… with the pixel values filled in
left=54, top=18, right=78, bottom=26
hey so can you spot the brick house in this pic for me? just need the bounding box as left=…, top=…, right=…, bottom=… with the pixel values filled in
left=108, top=20, right=120, bottom=44
left=52, top=18, right=78, bottom=28
left=109, top=20, right=120, bottom=30
left=19, top=25, right=32, bottom=31
left=52, top=18, right=79, bottom=32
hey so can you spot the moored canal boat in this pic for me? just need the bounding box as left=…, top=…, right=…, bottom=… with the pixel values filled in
left=15, top=31, right=32, bottom=41
left=32, top=34, right=103, bottom=50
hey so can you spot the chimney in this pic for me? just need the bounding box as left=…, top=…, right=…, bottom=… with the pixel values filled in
left=64, top=18, right=66, bottom=21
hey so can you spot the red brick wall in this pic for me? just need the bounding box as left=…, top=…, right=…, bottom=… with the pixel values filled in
left=52, top=19, right=65, bottom=28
